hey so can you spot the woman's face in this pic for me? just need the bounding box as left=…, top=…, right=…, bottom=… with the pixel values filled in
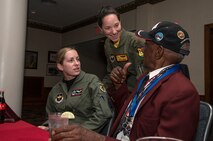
left=58, top=50, right=81, bottom=80
left=101, top=14, right=122, bottom=43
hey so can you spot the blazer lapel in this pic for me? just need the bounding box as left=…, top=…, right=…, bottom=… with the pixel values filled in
left=137, top=75, right=170, bottom=110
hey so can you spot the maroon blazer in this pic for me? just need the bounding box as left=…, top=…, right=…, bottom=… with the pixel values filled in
left=106, top=70, right=200, bottom=141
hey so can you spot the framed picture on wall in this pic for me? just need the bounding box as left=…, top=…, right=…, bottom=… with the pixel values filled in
left=24, top=51, right=38, bottom=69
left=46, top=64, right=61, bottom=76
left=48, top=51, right=57, bottom=63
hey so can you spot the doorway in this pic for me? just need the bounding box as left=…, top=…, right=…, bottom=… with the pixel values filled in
left=204, top=23, right=213, bottom=105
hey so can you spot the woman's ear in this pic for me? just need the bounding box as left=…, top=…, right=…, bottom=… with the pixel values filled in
left=57, top=63, right=63, bottom=72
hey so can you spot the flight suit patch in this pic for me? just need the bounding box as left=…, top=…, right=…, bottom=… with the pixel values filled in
left=116, top=54, right=128, bottom=62
left=55, top=93, right=64, bottom=103
left=71, top=89, right=83, bottom=96
left=99, top=83, right=106, bottom=93
left=137, top=48, right=144, bottom=57
left=110, top=55, right=115, bottom=63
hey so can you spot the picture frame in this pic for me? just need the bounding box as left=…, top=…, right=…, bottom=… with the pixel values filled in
left=46, top=64, right=61, bottom=76
left=24, top=51, right=38, bottom=69
left=48, top=51, right=57, bottom=63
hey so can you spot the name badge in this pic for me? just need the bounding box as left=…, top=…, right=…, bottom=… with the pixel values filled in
left=71, top=89, right=83, bottom=96
left=116, top=54, right=128, bottom=62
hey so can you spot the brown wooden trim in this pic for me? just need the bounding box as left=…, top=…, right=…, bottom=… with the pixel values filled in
left=27, top=21, right=63, bottom=33
left=204, top=23, right=213, bottom=104
left=200, top=95, right=206, bottom=102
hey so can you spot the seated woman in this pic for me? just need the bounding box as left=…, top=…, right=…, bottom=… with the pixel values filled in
left=45, top=47, right=113, bottom=132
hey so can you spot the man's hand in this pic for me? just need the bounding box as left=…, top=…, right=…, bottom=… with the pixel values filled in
left=51, top=124, right=105, bottom=141
left=109, top=62, right=131, bottom=89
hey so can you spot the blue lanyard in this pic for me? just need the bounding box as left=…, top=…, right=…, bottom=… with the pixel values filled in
left=128, top=64, right=181, bottom=117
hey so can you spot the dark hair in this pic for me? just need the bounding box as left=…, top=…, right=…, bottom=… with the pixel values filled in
left=97, top=5, right=120, bottom=28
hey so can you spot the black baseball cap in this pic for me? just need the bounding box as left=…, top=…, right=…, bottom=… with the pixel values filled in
left=136, top=21, right=190, bottom=56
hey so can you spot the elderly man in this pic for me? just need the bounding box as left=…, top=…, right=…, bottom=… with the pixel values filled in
left=50, top=21, right=199, bottom=141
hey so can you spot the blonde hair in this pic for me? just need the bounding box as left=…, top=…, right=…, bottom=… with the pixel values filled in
left=56, top=47, right=76, bottom=64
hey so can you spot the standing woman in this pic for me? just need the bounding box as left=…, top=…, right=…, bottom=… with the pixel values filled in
left=98, top=6, right=145, bottom=91
left=46, top=47, right=112, bottom=132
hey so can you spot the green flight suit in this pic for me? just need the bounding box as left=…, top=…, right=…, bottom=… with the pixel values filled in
left=46, top=71, right=112, bottom=132
left=102, top=29, right=145, bottom=91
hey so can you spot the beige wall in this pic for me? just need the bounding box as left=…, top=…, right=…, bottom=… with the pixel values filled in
left=27, top=0, right=213, bottom=95
left=150, top=0, right=213, bottom=95
left=25, top=28, right=62, bottom=87
left=62, top=23, right=103, bottom=46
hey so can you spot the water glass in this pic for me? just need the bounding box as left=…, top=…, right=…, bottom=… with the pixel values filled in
left=48, top=112, right=69, bottom=138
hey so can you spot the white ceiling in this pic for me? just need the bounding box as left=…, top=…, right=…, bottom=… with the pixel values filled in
left=27, top=0, right=134, bottom=28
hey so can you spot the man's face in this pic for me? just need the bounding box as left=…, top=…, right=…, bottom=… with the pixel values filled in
left=101, top=14, right=122, bottom=43
left=143, top=41, right=158, bottom=71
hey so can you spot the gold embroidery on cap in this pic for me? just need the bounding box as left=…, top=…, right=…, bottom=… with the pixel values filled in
left=177, top=31, right=185, bottom=39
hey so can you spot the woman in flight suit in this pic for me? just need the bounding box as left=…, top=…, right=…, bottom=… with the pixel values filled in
left=46, top=47, right=112, bottom=132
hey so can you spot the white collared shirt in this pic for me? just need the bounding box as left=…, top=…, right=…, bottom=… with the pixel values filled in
left=148, top=64, right=175, bottom=80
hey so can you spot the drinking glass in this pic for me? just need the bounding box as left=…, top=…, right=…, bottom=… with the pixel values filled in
left=48, top=112, right=69, bottom=139
left=136, top=136, right=183, bottom=141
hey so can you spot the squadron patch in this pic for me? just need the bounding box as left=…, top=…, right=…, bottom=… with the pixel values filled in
left=137, top=48, right=144, bottom=57
left=55, top=93, right=64, bottom=103
left=110, top=55, right=115, bottom=63
left=177, top=30, right=185, bottom=39
left=116, top=54, right=128, bottom=62
left=155, top=32, right=164, bottom=41
left=71, top=89, right=83, bottom=96
left=99, top=83, right=106, bottom=93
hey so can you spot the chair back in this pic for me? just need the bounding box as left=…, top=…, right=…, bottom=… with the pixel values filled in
left=194, top=101, right=213, bottom=141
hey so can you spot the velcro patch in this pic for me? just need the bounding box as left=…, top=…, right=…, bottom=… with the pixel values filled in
left=116, top=54, right=128, bottom=62
left=71, top=89, right=83, bottom=96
